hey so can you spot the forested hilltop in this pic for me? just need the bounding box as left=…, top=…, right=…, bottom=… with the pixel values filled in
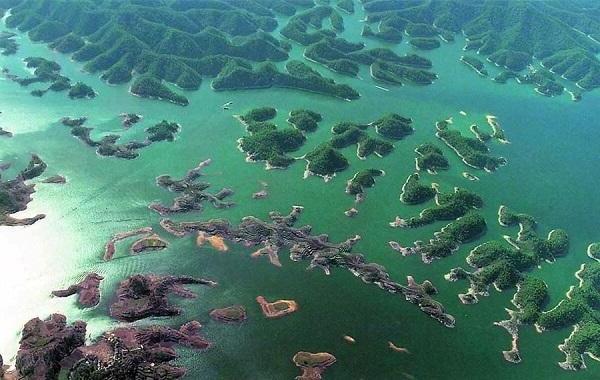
left=0, top=0, right=599, bottom=102
left=361, top=0, right=600, bottom=90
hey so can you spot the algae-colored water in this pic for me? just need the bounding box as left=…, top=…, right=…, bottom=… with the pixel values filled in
left=1, top=8, right=599, bottom=380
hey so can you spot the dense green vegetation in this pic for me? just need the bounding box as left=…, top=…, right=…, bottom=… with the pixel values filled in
left=329, top=120, right=393, bottom=159
left=360, top=0, right=600, bottom=91
left=0, top=0, right=305, bottom=98
left=305, top=143, right=349, bottom=177
left=410, top=38, right=441, bottom=50
left=399, top=173, right=436, bottom=205
left=346, top=169, right=384, bottom=195
left=436, top=120, right=506, bottom=171
left=372, top=113, right=413, bottom=140
left=449, top=206, right=569, bottom=302
left=470, top=125, right=491, bottom=142
left=404, top=188, right=483, bottom=228
left=415, top=143, right=449, bottom=173
left=539, top=262, right=600, bottom=368
left=370, top=60, right=437, bottom=85
left=493, top=71, right=519, bottom=84
left=4, top=56, right=96, bottom=100
left=303, top=36, right=436, bottom=84
left=241, top=107, right=277, bottom=123
left=518, top=70, right=564, bottom=97
left=418, top=213, right=487, bottom=262
left=68, top=82, right=96, bottom=99
left=362, top=24, right=403, bottom=43
left=146, top=120, right=180, bottom=142
left=336, top=0, right=354, bottom=14
left=213, top=60, right=360, bottom=100
left=130, top=76, right=188, bottom=106
left=461, top=56, right=488, bottom=76
left=287, top=109, right=322, bottom=132
left=0, top=31, right=17, bottom=55
left=588, top=243, right=600, bottom=261
left=237, top=107, right=314, bottom=169
left=61, top=117, right=179, bottom=159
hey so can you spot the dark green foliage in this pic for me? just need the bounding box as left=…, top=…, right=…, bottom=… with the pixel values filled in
left=372, top=113, right=413, bottom=139
left=48, top=33, right=84, bottom=53
left=362, top=23, right=403, bottom=43
left=494, top=71, right=518, bottom=84
left=145, top=120, right=180, bottom=142
left=400, top=173, right=435, bottom=205
left=67, top=82, right=95, bottom=99
left=371, top=60, right=436, bottom=85
left=436, top=121, right=506, bottom=171
left=461, top=55, right=488, bottom=76
left=419, top=213, right=487, bottom=261
left=346, top=169, right=383, bottom=195
left=288, top=109, right=322, bottom=132
left=488, top=49, right=530, bottom=71
left=329, top=121, right=393, bottom=158
left=405, top=23, right=438, bottom=38
left=415, top=143, right=449, bottom=173
left=410, top=38, right=441, bottom=50
left=330, top=11, right=344, bottom=32
left=130, top=76, right=188, bottom=106
left=212, top=60, right=360, bottom=100
left=514, top=277, right=548, bottom=324
left=305, top=143, right=349, bottom=176
left=360, top=0, right=600, bottom=91
left=405, top=188, right=482, bottom=228
left=238, top=108, right=306, bottom=169
left=241, top=107, right=277, bottom=123
left=0, top=31, right=18, bottom=55
left=337, top=0, right=354, bottom=14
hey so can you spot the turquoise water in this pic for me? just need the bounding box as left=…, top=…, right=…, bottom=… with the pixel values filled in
left=1, top=8, right=600, bottom=380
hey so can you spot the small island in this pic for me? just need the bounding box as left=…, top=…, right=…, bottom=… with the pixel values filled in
left=149, top=159, right=234, bottom=215
left=0, top=127, right=13, bottom=137
left=397, top=187, right=483, bottom=228
left=51, top=273, right=103, bottom=308
left=404, top=212, right=487, bottom=263
left=210, top=305, right=247, bottom=324
left=160, top=206, right=455, bottom=327
left=446, top=206, right=569, bottom=307
left=292, top=351, right=336, bottom=380
left=68, top=82, right=96, bottom=99
left=346, top=169, right=384, bottom=196
left=5, top=313, right=212, bottom=379
left=0, top=154, right=47, bottom=226
left=587, top=242, right=600, bottom=261
left=287, top=109, right=322, bottom=132
left=110, top=274, right=217, bottom=321
left=436, top=118, right=507, bottom=171
left=461, top=55, right=488, bottom=76
left=372, top=113, right=414, bottom=140
left=61, top=116, right=180, bottom=159
left=130, top=75, right=189, bottom=106
left=120, top=112, right=142, bottom=129
left=410, top=37, right=441, bottom=50
left=400, top=173, right=437, bottom=204
left=256, top=296, right=299, bottom=318
left=304, top=143, right=349, bottom=180
left=0, top=31, right=18, bottom=55
left=414, top=143, right=449, bottom=173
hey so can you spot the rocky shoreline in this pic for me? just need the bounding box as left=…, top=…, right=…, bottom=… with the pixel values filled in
left=159, top=206, right=455, bottom=327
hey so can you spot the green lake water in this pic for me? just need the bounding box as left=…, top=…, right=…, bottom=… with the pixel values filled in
left=1, top=7, right=600, bottom=380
